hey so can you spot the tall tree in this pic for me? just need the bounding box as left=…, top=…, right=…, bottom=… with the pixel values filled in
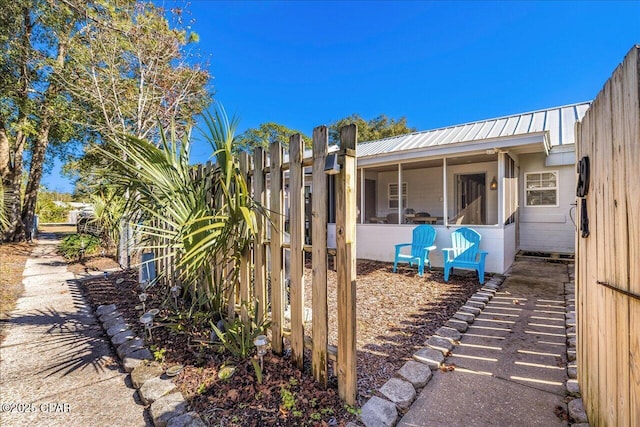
left=0, top=0, right=212, bottom=241
left=235, top=122, right=310, bottom=153
left=62, top=0, right=211, bottom=191
left=329, top=114, right=416, bottom=145
left=0, top=0, right=81, bottom=241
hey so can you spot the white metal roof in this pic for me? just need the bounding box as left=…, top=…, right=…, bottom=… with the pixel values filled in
left=357, top=102, right=591, bottom=159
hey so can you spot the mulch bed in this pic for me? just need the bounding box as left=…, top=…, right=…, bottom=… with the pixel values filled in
left=77, top=259, right=483, bottom=426
left=0, top=241, right=33, bottom=343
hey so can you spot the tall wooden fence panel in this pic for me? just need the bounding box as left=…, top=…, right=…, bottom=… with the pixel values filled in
left=145, top=125, right=358, bottom=404
left=576, top=45, right=640, bottom=426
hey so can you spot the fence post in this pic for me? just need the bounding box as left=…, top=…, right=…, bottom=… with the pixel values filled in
left=269, top=142, right=285, bottom=354
left=239, top=152, right=251, bottom=325
left=311, top=126, right=329, bottom=387
left=289, top=134, right=305, bottom=368
left=336, top=124, right=357, bottom=405
left=253, top=148, right=267, bottom=324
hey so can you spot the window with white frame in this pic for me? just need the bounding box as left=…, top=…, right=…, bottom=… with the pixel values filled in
left=525, top=171, right=558, bottom=206
left=388, top=182, right=407, bottom=209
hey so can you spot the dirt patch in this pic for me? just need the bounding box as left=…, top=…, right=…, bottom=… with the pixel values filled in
left=0, top=241, right=33, bottom=343
left=78, top=259, right=483, bottom=425
left=66, top=255, right=120, bottom=275
left=38, top=223, right=78, bottom=234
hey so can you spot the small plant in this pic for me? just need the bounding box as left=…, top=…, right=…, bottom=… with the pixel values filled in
left=344, top=404, right=361, bottom=416
left=321, top=407, right=335, bottom=416
left=150, top=345, right=166, bottom=362
left=309, top=412, right=322, bottom=421
left=280, top=385, right=296, bottom=411
left=196, top=383, right=207, bottom=395
left=211, top=302, right=270, bottom=360
left=59, top=234, right=102, bottom=260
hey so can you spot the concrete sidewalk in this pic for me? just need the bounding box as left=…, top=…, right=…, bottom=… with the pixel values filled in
left=399, top=259, right=571, bottom=427
left=0, top=233, right=147, bottom=426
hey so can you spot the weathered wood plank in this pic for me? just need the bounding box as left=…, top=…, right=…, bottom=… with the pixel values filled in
left=311, top=126, right=329, bottom=387
left=253, top=148, right=267, bottom=324
left=610, top=61, right=630, bottom=426
left=269, top=141, right=285, bottom=354
left=289, top=134, right=305, bottom=368
left=622, top=46, right=640, bottom=427
left=335, top=124, right=357, bottom=405
left=577, top=46, right=640, bottom=426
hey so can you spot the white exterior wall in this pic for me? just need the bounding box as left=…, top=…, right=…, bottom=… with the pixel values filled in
left=356, top=224, right=511, bottom=274
left=518, top=151, right=576, bottom=253
left=376, top=167, right=443, bottom=217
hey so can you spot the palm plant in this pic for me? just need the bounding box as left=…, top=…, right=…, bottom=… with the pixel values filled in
left=99, top=104, right=264, bottom=315
left=90, top=189, right=126, bottom=249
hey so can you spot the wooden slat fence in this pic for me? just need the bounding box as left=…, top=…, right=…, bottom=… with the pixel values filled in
left=576, top=45, right=640, bottom=426
left=146, top=125, right=358, bottom=405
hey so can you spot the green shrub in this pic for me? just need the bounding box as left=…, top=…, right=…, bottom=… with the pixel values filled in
left=36, top=199, right=69, bottom=223
left=59, top=234, right=102, bottom=260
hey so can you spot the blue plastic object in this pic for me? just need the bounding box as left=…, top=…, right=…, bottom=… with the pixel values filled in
left=442, top=227, right=488, bottom=284
left=393, top=225, right=437, bottom=277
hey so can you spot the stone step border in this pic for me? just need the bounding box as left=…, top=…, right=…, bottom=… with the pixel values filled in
left=95, top=303, right=206, bottom=427
left=359, top=275, right=506, bottom=427
left=564, top=267, right=590, bottom=426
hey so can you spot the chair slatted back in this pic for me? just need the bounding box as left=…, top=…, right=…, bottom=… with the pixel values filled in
left=411, top=225, right=437, bottom=258
left=450, top=227, right=481, bottom=261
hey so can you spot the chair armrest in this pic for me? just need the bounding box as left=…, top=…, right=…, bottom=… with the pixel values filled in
left=424, top=245, right=437, bottom=251
left=478, top=251, right=489, bottom=261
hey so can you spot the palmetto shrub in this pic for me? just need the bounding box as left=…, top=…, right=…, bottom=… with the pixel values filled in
left=99, top=105, right=265, bottom=317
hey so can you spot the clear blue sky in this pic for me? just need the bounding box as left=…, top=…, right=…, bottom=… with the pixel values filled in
left=43, top=0, right=640, bottom=193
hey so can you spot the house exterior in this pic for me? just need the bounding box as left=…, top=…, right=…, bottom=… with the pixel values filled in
left=349, top=102, right=590, bottom=274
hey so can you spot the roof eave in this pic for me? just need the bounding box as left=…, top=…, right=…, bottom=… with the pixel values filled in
left=357, top=132, right=548, bottom=167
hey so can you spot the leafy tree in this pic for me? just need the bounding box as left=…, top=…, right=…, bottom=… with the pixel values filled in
left=329, top=114, right=416, bottom=145
left=235, top=122, right=310, bottom=153
left=62, top=0, right=212, bottom=194
left=0, top=0, right=211, bottom=242
left=0, top=0, right=85, bottom=241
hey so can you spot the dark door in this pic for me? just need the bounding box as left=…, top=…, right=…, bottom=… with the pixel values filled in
left=455, top=173, right=486, bottom=224
left=365, top=179, right=376, bottom=223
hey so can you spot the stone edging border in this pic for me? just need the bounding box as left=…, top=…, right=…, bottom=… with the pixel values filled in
left=359, top=275, right=506, bottom=427
left=564, top=270, right=589, bottom=426
left=95, top=303, right=206, bottom=427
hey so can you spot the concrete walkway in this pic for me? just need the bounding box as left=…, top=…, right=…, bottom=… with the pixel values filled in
left=0, top=234, right=147, bottom=426
left=399, top=259, right=571, bottom=427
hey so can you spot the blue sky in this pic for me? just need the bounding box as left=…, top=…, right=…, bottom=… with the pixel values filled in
left=43, top=0, right=640, bottom=193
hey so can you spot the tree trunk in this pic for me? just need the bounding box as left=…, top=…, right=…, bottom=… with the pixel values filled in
left=22, top=119, right=51, bottom=241
left=1, top=121, right=27, bottom=242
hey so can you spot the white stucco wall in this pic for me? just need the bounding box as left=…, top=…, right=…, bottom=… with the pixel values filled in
left=356, top=224, right=511, bottom=274
left=518, top=151, right=576, bottom=253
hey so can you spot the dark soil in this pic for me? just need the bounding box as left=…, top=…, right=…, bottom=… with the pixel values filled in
left=78, top=260, right=484, bottom=426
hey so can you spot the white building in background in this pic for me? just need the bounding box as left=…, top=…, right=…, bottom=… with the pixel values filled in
left=350, top=101, right=590, bottom=274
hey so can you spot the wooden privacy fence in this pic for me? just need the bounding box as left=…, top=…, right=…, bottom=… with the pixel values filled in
left=576, top=45, right=640, bottom=426
left=150, top=124, right=358, bottom=405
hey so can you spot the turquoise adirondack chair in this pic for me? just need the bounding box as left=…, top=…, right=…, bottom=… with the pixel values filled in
left=442, top=227, right=488, bottom=284
left=393, top=225, right=437, bottom=277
